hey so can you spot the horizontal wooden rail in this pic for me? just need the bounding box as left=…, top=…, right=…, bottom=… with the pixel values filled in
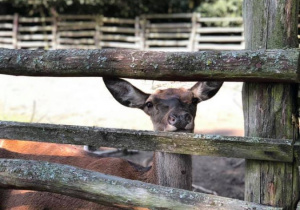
left=58, top=31, right=95, bottom=37
left=0, top=15, right=14, bottom=20
left=58, top=15, right=96, bottom=19
left=101, top=35, right=138, bottom=42
left=0, top=44, right=13, bottom=48
left=18, top=42, right=52, bottom=48
left=18, top=26, right=53, bottom=32
left=199, top=17, right=243, bottom=22
left=0, top=121, right=293, bottom=162
left=143, top=13, right=194, bottom=19
left=57, top=22, right=96, bottom=27
left=0, top=38, right=13, bottom=43
left=195, top=36, right=244, bottom=42
left=19, top=17, right=53, bottom=23
left=0, top=48, right=299, bottom=82
left=58, top=38, right=94, bottom=45
left=56, top=45, right=97, bottom=49
left=0, top=31, right=13, bottom=36
left=102, top=17, right=136, bottom=24
left=18, top=34, right=54, bottom=40
left=0, top=14, right=245, bottom=51
left=147, top=33, right=191, bottom=38
left=100, top=26, right=136, bottom=33
left=0, top=159, right=281, bottom=210
left=196, top=27, right=244, bottom=33
left=147, top=23, right=192, bottom=28
left=147, top=40, right=189, bottom=46
left=0, top=23, right=13, bottom=28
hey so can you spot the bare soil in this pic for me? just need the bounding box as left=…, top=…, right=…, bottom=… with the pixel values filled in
left=0, top=75, right=245, bottom=200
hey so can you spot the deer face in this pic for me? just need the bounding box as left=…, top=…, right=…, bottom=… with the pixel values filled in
left=103, top=78, right=223, bottom=133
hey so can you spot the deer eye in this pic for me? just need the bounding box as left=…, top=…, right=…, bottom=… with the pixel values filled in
left=145, top=101, right=153, bottom=108
left=192, top=97, right=199, bottom=104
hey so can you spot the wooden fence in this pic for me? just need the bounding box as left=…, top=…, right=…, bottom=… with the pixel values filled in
left=0, top=13, right=244, bottom=51
left=0, top=49, right=293, bottom=210
left=1, top=1, right=300, bottom=209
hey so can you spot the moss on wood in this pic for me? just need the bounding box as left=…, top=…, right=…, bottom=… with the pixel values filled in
left=0, top=159, right=282, bottom=210
left=242, top=0, right=299, bottom=209
left=0, top=120, right=294, bottom=162
left=0, top=48, right=299, bottom=82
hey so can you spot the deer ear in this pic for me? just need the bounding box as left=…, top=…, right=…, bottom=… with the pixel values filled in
left=103, top=77, right=149, bottom=109
left=190, top=81, right=223, bottom=101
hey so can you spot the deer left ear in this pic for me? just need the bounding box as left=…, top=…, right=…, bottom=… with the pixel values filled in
left=103, top=77, right=149, bottom=109
left=190, top=81, right=223, bottom=101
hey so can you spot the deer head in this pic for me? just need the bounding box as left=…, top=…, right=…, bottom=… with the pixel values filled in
left=103, top=78, right=223, bottom=133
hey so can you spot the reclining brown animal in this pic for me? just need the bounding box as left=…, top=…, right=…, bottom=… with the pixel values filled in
left=0, top=78, right=223, bottom=209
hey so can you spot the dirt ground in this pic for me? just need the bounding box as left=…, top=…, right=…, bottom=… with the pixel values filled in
left=123, top=152, right=245, bottom=200
left=0, top=75, right=245, bottom=200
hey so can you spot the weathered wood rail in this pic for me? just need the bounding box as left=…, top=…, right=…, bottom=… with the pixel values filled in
left=0, top=47, right=299, bottom=209
left=0, top=159, right=280, bottom=210
left=0, top=121, right=293, bottom=162
left=0, top=48, right=299, bottom=82
left=1, top=1, right=300, bottom=209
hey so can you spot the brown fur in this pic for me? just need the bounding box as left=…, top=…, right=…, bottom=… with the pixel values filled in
left=0, top=78, right=222, bottom=209
left=0, top=140, right=156, bottom=210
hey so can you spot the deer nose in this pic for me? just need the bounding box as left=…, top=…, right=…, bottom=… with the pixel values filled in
left=168, top=113, right=193, bottom=129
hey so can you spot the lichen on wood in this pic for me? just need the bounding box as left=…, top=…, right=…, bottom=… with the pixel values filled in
left=0, top=159, right=282, bottom=210
left=242, top=0, right=299, bottom=208
left=0, top=48, right=299, bottom=82
left=0, top=120, right=294, bottom=162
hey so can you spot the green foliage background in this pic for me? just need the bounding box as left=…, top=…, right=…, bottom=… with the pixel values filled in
left=197, top=0, right=242, bottom=17
left=0, top=0, right=191, bottom=17
left=0, top=0, right=242, bottom=17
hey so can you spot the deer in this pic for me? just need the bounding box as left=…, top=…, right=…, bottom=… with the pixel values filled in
left=0, top=77, right=223, bottom=210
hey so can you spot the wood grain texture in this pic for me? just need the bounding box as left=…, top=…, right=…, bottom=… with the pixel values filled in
left=0, top=159, right=282, bottom=210
left=242, top=0, right=299, bottom=209
left=0, top=121, right=293, bottom=162
left=0, top=48, right=299, bottom=82
left=155, top=153, right=192, bottom=190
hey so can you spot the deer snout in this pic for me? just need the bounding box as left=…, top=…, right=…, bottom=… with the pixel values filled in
left=168, top=112, right=193, bottom=130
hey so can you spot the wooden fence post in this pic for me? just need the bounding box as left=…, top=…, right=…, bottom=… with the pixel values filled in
left=240, top=23, right=245, bottom=50
left=50, top=7, right=58, bottom=49
left=140, top=15, right=146, bottom=50
left=95, top=15, right=103, bottom=49
left=134, top=16, right=140, bottom=49
left=51, top=15, right=58, bottom=50
left=188, top=12, right=197, bottom=51
left=12, top=13, right=18, bottom=49
left=242, top=0, right=299, bottom=209
left=154, top=152, right=192, bottom=190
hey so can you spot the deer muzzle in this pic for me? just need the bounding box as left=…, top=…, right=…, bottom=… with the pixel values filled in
left=167, top=112, right=194, bottom=130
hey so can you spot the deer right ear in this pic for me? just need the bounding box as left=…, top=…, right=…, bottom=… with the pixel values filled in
left=190, top=81, right=223, bottom=102
left=103, top=77, right=149, bottom=109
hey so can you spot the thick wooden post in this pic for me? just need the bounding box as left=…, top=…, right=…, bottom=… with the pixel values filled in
left=242, top=0, right=299, bottom=209
left=154, top=152, right=192, bottom=190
